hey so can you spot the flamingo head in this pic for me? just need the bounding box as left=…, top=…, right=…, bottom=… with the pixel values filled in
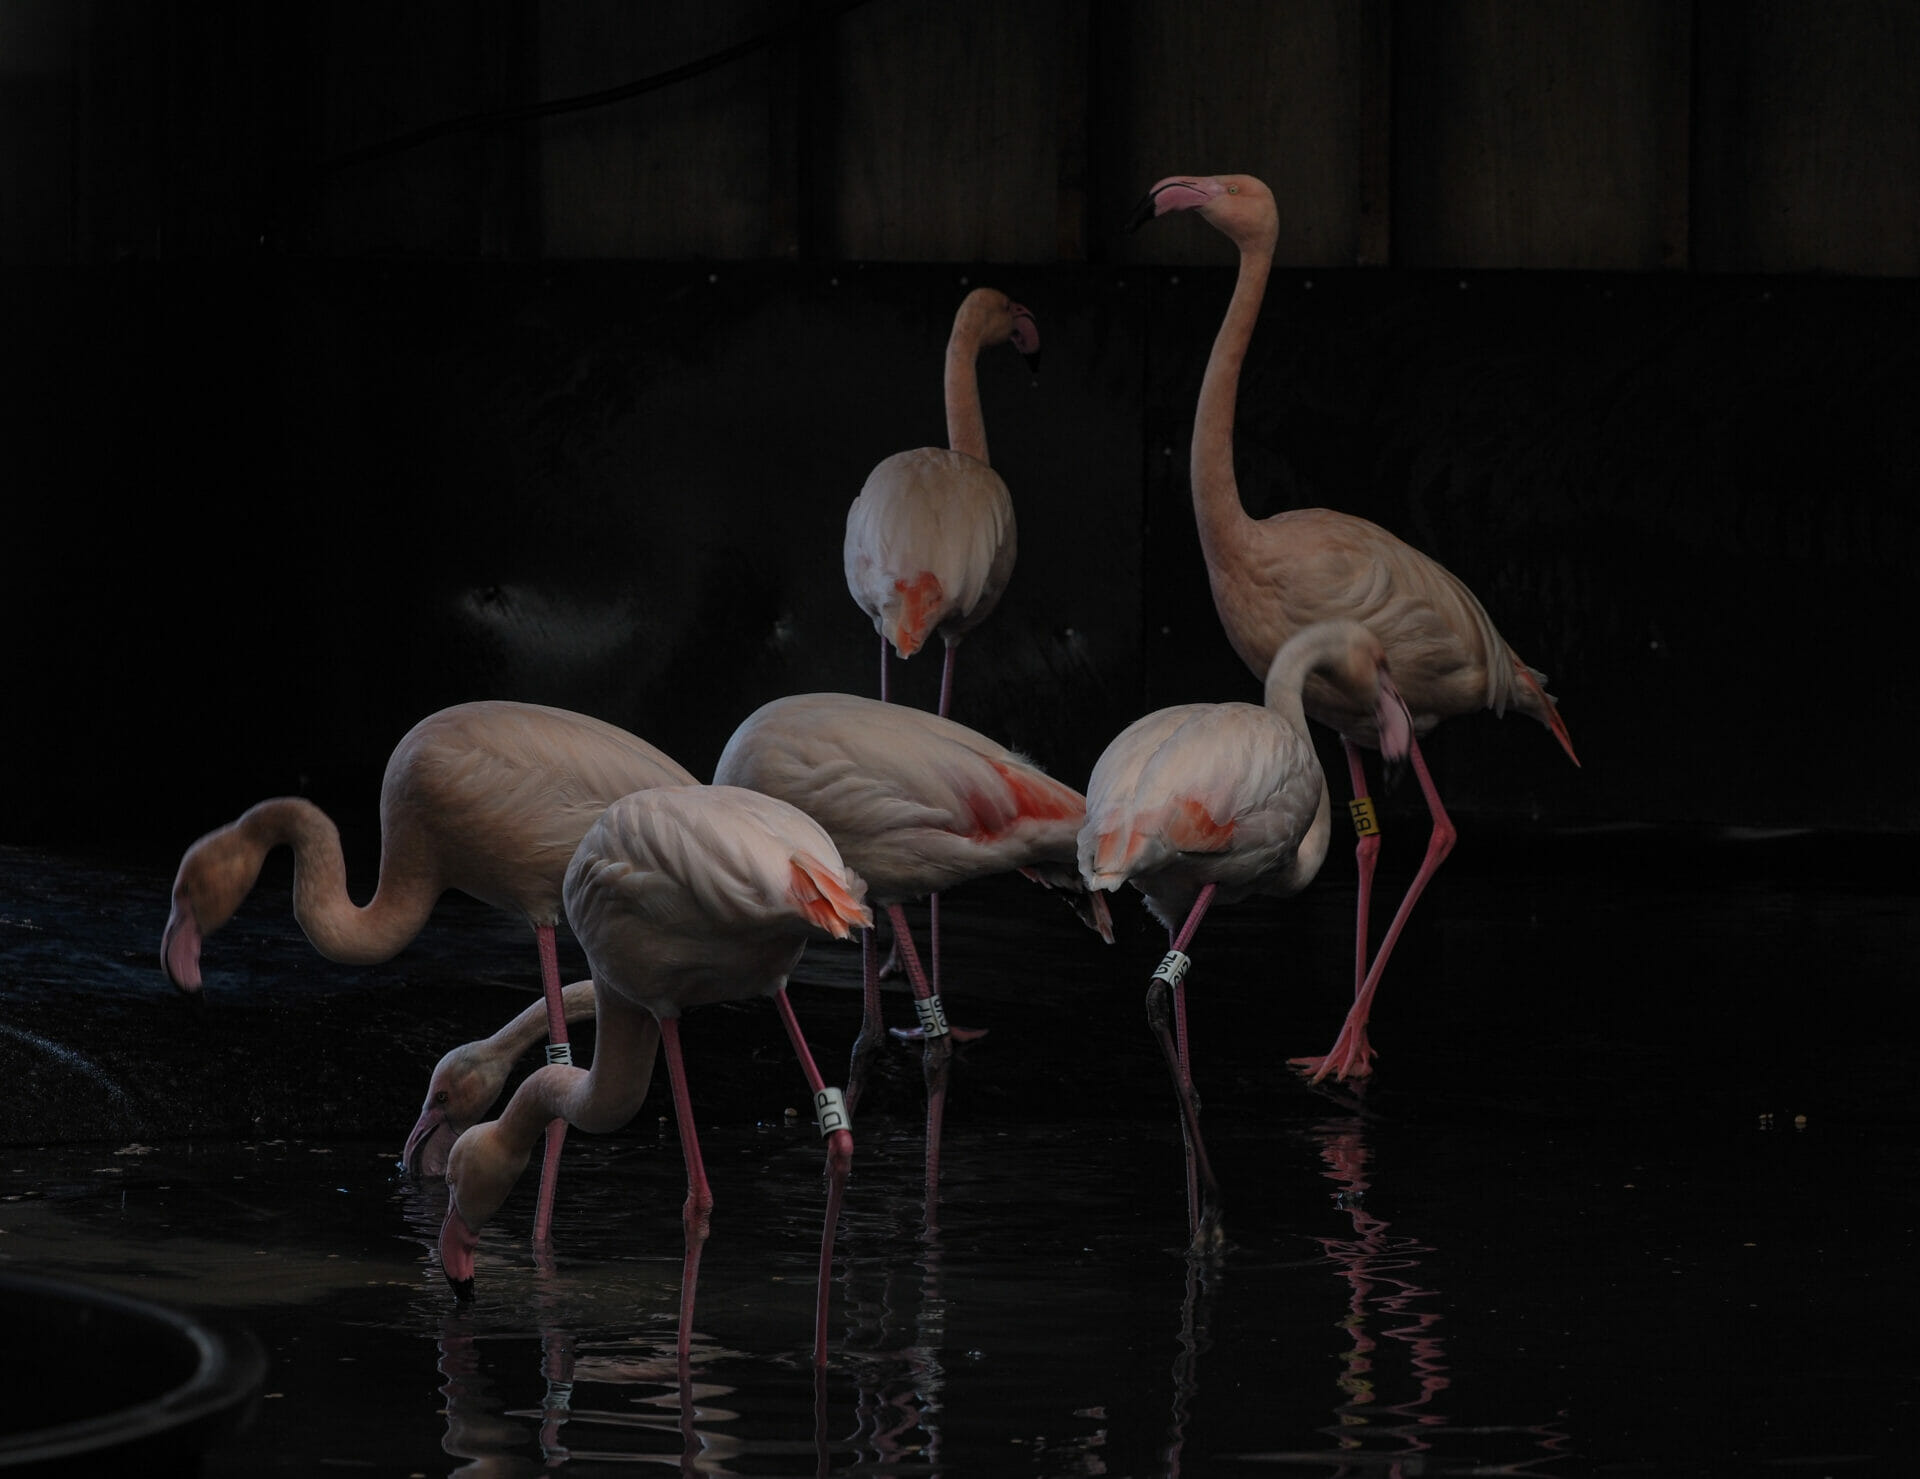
left=438, top=1119, right=535, bottom=1299
left=1008, top=300, right=1041, bottom=374
left=1127, top=173, right=1276, bottom=248
left=401, top=1039, right=511, bottom=1177
left=159, top=816, right=269, bottom=992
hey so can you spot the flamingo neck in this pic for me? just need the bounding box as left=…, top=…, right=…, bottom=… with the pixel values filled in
left=496, top=995, right=660, bottom=1148
left=239, top=797, right=439, bottom=966
left=1190, top=236, right=1273, bottom=561
left=944, top=311, right=991, bottom=463
left=1263, top=624, right=1370, bottom=734
left=489, top=980, right=597, bottom=1059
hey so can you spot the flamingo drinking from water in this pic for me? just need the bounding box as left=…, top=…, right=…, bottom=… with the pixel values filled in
left=713, top=691, right=1112, bottom=1221
left=437, top=784, right=868, bottom=1369
left=161, top=699, right=697, bottom=1237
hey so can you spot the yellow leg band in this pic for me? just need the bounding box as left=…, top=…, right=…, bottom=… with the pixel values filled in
left=1348, top=796, right=1380, bottom=838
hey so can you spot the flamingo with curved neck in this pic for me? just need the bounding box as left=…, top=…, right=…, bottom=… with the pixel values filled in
left=161, top=699, right=697, bottom=1237
left=1080, top=619, right=1413, bottom=1250
left=440, top=784, right=870, bottom=1370
left=1130, top=173, right=1579, bottom=1082
left=843, top=285, right=1039, bottom=717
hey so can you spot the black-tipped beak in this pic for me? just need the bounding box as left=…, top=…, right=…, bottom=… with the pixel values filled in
left=448, top=1275, right=475, bottom=1302
left=1021, top=348, right=1042, bottom=377
left=1125, top=191, right=1159, bottom=233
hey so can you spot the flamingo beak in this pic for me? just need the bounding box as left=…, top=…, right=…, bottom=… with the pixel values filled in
left=440, top=1205, right=479, bottom=1300
left=1010, top=305, right=1041, bottom=376
left=401, top=1107, right=449, bottom=1177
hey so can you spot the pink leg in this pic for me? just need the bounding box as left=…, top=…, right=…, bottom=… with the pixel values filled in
left=879, top=637, right=891, bottom=704
left=1341, top=739, right=1381, bottom=1000
left=658, top=1016, right=712, bottom=1371
left=1294, top=736, right=1456, bottom=1082
left=884, top=904, right=951, bottom=1227
left=772, top=988, right=854, bottom=1368
left=889, top=893, right=986, bottom=1044
left=937, top=642, right=957, bottom=719
left=532, top=924, right=570, bottom=1248
left=1151, top=885, right=1223, bottom=1254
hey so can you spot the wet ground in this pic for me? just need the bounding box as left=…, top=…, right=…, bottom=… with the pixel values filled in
left=2, top=826, right=1916, bottom=1476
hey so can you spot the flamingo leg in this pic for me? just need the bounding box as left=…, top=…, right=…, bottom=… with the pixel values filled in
left=846, top=927, right=884, bottom=1115
left=1341, top=738, right=1382, bottom=1001
left=937, top=642, right=957, bottom=719
left=658, top=1016, right=712, bottom=1370
left=531, top=923, right=570, bottom=1249
left=772, top=987, right=854, bottom=1368
left=879, top=636, right=892, bottom=704
left=1294, top=736, right=1456, bottom=1082
left=884, top=903, right=950, bottom=1227
left=1150, top=885, right=1223, bottom=1255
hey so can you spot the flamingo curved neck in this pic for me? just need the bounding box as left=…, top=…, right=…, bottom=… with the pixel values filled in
left=944, top=314, right=991, bottom=463
left=497, top=997, right=659, bottom=1148
left=1190, top=238, right=1274, bottom=562
left=242, top=797, right=442, bottom=966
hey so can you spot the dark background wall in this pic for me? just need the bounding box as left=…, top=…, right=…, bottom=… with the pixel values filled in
left=5, top=0, right=1917, bottom=856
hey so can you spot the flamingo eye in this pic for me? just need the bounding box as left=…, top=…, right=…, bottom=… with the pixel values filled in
left=1227, top=184, right=1240, bottom=194
left=434, top=1090, right=449, bottom=1105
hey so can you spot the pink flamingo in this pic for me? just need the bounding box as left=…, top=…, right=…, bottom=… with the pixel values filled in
left=403, top=978, right=601, bottom=1178
left=161, top=699, right=697, bottom=1237
left=1130, top=172, right=1579, bottom=1082
left=1080, top=619, right=1413, bottom=1252
left=843, top=286, right=1038, bottom=717
left=712, top=691, right=1112, bottom=1219
left=844, top=288, right=1039, bottom=1025
left=437, top=784, right=868, bottom=1370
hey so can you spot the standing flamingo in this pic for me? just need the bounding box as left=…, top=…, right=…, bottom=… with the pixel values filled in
left=713, top=692, right=1112, bottom=1221
left=1130, top=172, right=1579, bottom=1081
left=843, top=286, right=1038, bottom=716
left=1080, top=620, right=1413, bottom=1252
left=844, top=288, right=1039, bottom=1025
left=161, top=699, right=698, bottom=1238
left=437, top=784, right=869, bottom=1370
left=403, top=978, right=603, bottom=1178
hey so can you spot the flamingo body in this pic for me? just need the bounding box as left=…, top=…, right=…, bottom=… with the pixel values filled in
left=714, top=692, right=1104, bottom=913
left=843, top=446, right=1016, bottom=661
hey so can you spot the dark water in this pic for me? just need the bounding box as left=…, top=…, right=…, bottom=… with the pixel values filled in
left=2, top=829, right=1916, bottom=1475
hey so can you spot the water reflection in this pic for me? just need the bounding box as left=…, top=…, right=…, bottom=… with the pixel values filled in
left=1299, top=1114, right=1569, bottom=1477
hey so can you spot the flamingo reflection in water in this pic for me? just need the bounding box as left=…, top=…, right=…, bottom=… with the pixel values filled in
left=1302, top=1118, right=1570, bottom=1475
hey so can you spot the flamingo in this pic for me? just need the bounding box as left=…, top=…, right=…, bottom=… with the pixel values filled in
left=843, top=286, right=1038, bottom=717
left=712, top=691, right=1112, bottom=1220
left=437, top=784, right=869, bottom=1370
left=1129, top=172, right=1579, bottom=1082
left=844, top=287, right=1039, bottom=1029
left=403, top=978, right=603, bottom=1178
left=161, top=699, right=698, bottom=1238
left=1079, top=619, right=1414, bottom=1252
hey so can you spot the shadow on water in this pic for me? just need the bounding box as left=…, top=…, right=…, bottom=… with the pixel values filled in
left=3, top=830, right=1917, bottom=1475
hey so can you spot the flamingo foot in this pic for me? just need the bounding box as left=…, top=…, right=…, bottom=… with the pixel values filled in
left=888, top=1023, right=990, bottom=1044
left=1289, top=1027, right=1377, bottom=1084
left=1190, top=1197, right=1226, bottom=1260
